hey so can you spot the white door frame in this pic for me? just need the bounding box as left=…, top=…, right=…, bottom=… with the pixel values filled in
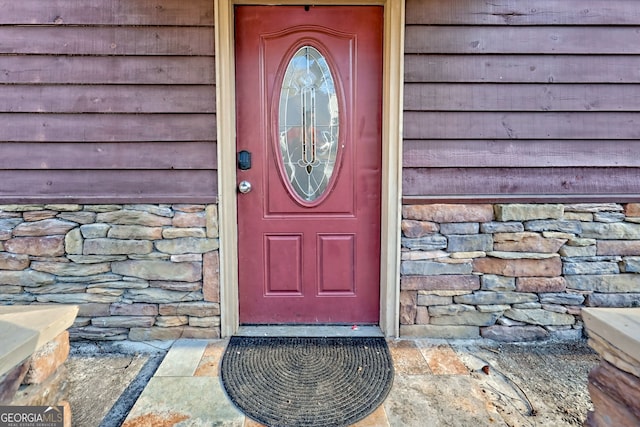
left=215, top=0, right=405, bottom=337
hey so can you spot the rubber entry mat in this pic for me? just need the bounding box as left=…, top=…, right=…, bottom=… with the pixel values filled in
left=221, top=336, right=394, bottom=427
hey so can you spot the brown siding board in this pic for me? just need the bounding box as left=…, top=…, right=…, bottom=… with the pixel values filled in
left=404, top=84, right=640, bottom=112
left=406, top=0, right=640, bottom=26
left=0, top=170, right=217, bottom=203
left=0, top=85, right=216, bottom=114
left=405, top=55, right=640, bottom=83
left=0, top=142, right=217, bottom=170
left=0, top=56, right=215, bottom=85
left=0, top=27, right=215, bottom=56
left=404, top=1, right=640, bottom=201
left=0, top=0, right=217, bottom=203
left=404, top=112, right=640, bottom=140
left=406, top=26, right=640, bottom=54
left=403, top=168, right=640, bottom=197
left=0, top=0, right=214, bottom=26
left=0, top=114, right=216, bottom=142
left=403, top=140, right=640, bottom=168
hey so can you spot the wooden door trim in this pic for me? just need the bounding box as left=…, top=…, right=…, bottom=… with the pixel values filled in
left=215, top=0, right=405, bottom=337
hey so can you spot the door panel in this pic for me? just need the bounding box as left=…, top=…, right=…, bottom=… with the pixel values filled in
left=236, top=6, right=382, bottom=324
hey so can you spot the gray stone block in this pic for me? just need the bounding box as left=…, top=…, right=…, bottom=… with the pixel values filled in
left=566, top=274, right=640, bottom=292
left=417, top=294, right=452, bottom=306
left=496, top=317, right=527, bottom=326
left=564, top=203, right=623, bottom=213
left=440, top=223, right=479, bottom=235
left=70, top=326, right=129, bottom=341
left=31, top=261, right=111, bottom=277
left=80, top=223, right=111, bottom=238
left=477, top=304, right=510, bottom=313
left=0, top=218, right=22, bottom=234
left=621, top=257, right=640, bottom=273
left=563, top=256, right=621, bottom=262
left=512, top=302, right=542, bottom=309
left=428, top=304, right=476, bottom=316
left=480, top=222, right=524, bottom=233
left=481, top=275, right=516, bottom=291
left=159, top=301, right=220, bottom=317
left=504, top=308, right=575, bottom=326
left=524, top=220, right=582, bottom=234
left=155, top=237, right=219, bottom=255
left=83, top=238, right=153, bottom=255
left=91, top=316, right=156, bottom=328
left=563, top=262, right=619, bottom=275
left=113, top=260, right=202, bottom=282
left=546, top=327, right=584, bottom=340
left=495, top=204, right=563, bottom=222
left=593, top=212, right=626, bottom=223
left=12, top=219, right=77, bottom=237
left=65, top=228, right=83, bottom=255
left=481, top=325, right=548, bottom=342
left=430, top=311, right=500, bottom=326
left=539, top=293, right=585, bottom=305
left=447, top=234, right=492, bottom=252
left=401, top=235, right=447, bottom=250
left=454, top=291, right=538, bottom=305
left=96, top=209, right=172, bottom=226
left=581, top=222, right=640, bottom=239
left=586, top=293, right=640, bottom=307
left=559, top=245, right=597, bottom=257
left=0, top=294, right=36, bottom=303
left=541, top=304, right=568, bottom=313
left=36, top=293, right=119, bottom=304
left=124, top=204, right=174, bottom=217
left=126, top=288, right=203, bottom=304
left=58, top=211, right=96, bottom=225
left=108, top=225, right=163, bottom=240
left=401, top=260, right=473, bottom=276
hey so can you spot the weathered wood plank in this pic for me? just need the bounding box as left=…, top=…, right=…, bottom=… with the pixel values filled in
left=403, top=167, right=640, bottom=196
left=404, top=112, right=640, bottom=140
left=404, top=55, right=640, bottom=83
left=0, top=57, right=214, bottom=84
left=0, top=27, right=214, bottom=56
left=405, top=26, right=640, bottom=54
left=0, top=142, right=217, bottom=170
left=406, top=0, right=640, bottom=26
left=0, top=170, right=217, bottom=202
left=403, top=83, right=640, bottom=112
left=403, top=195, right=640, bottom=204
left=0, top=85, right=215, bottom=113
left=403, top=140, right=640, bottom=168
left=0, top=0, right=214, bottom=26
left=0, top=114, right=216, bottom=142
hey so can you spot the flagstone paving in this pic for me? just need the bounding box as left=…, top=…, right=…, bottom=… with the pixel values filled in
left=121, top=339, right=501, bottom=426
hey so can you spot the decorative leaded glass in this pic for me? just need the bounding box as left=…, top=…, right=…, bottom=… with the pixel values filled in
left=278, top=46, right=339, bottom=202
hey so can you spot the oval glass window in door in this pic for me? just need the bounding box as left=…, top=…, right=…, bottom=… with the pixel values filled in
left=278, top=46, right=339, bottom=202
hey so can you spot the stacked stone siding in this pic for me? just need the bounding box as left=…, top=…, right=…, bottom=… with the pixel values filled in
left=401, top=203, right=640, bottom=341
left=0, top=204, right=220, bottom=341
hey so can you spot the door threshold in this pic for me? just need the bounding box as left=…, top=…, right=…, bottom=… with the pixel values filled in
left=236, top=325, right=384, bottom=338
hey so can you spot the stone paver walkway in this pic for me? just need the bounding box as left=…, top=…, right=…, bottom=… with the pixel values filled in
left=122, top=338, right=505, bottom=426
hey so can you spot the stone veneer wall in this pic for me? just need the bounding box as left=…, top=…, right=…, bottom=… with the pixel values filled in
left=400, top=203, right=640, bottom=341
left=0, top=204, right=220, bottom=341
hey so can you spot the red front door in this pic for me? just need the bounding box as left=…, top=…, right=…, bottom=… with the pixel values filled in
left=236, top=6, right=382, bottom=324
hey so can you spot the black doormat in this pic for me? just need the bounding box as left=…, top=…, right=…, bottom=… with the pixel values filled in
left=221, top=336, right=394, bottom=427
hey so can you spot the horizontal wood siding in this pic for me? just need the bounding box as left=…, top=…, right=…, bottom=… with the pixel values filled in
left=404, top=0, right=640, bottom=201
left=0, top=0, right=216, bottom=203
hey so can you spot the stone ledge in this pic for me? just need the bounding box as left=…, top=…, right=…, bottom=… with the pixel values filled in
left=0, top=305, right=78, bottom=378
left=582, top=307, right=640, bottom=370
left=583, top=307, right=640, bottom=426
